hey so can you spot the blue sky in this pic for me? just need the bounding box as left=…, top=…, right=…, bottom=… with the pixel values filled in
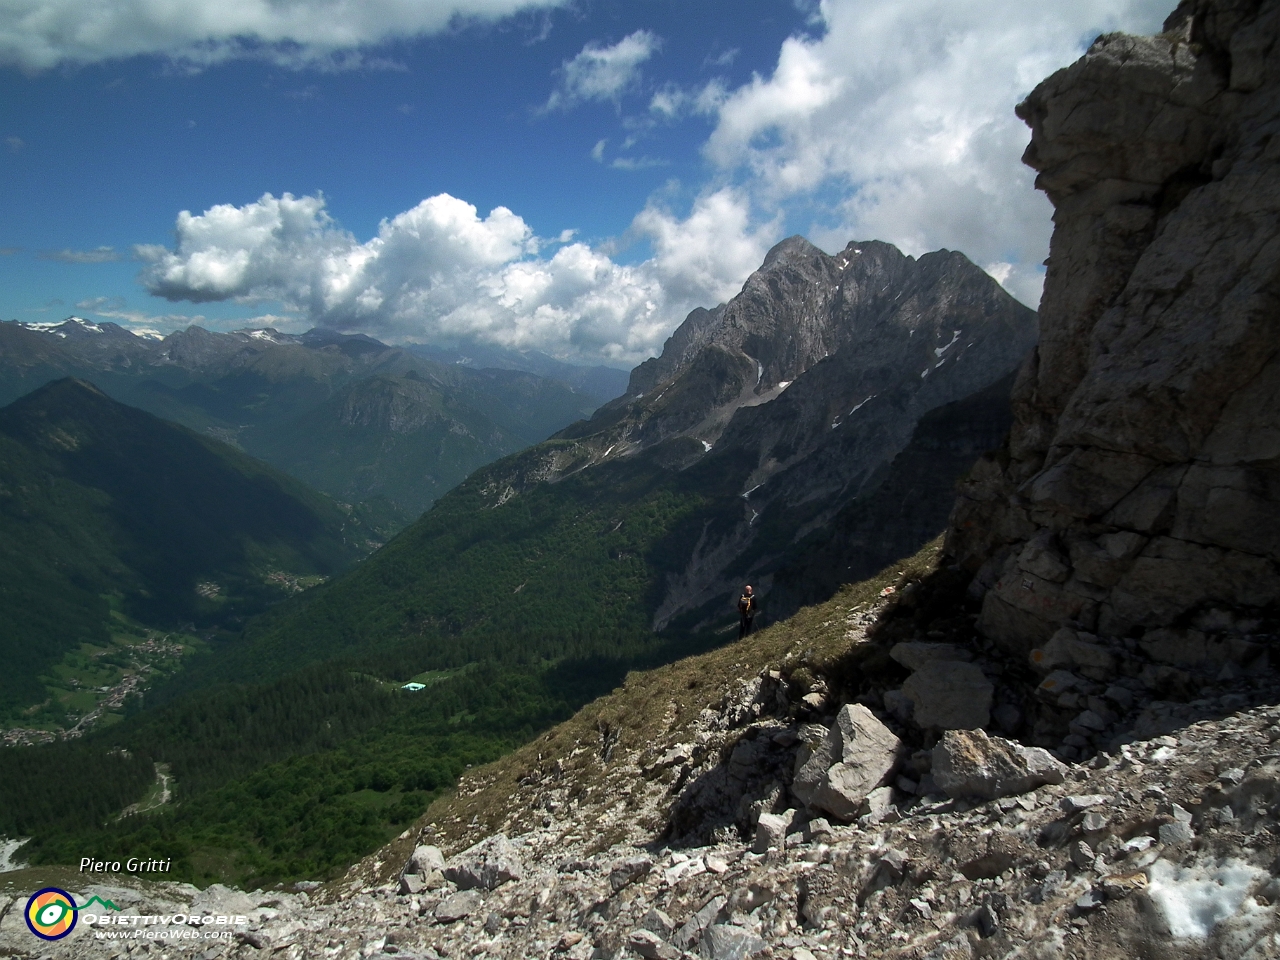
left=0, top=0, right=1169, bottom=366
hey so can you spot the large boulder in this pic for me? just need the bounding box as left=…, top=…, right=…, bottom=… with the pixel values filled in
left=802, top=704, right=901, bottom=821
left=405, top=844, right=445, bottom=876
left=443, top=834, right=524, bottom=891
left=698, top=924, right=766, bottom=960
left=931, top=729, right=1067, bottom=800
left=902, top=660, right=993, bottom=729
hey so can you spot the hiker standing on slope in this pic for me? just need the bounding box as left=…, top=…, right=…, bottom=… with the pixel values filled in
left=737, top=585, right=757, bottom=639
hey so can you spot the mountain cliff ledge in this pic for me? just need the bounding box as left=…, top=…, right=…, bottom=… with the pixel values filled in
left=950, top=0, right=1280, bottom=677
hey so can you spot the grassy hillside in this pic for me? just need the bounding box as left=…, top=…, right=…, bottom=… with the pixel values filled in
left=0, top=378, right=374, bottom=718
left=338, top=538, right=948, bottom=885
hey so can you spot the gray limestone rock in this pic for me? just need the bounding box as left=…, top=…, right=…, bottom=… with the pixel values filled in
left=639, top=908, right=675, bottom=939
left=902, top=660, right=993, bottom=730
left=698, top=924, right=766, bottom=960
left=932, top=729, right=1067, bottom=800
left=399, top=873, right=426, bottom=896
left=1159, top=820, right=1195, bottom=845
left=858, top=785, right=896, bottom=825
left=673, top=896, right=727, bottom=950
left=443, top=834, right=524, bottom=891
left=753, top=812, right=788, bottom=854
left=609, top=855, right=652, bottom=893
left=629, top=929, right=679, bottom=960
left=434, top=890, right=483, bottom=923
left=807, top=704, right=902, bottom=820
left=791, top=728, right=837, bottom=808
left=947, top=0, right=1280, bottom=668
left=406, top=844, right=446, bottom=876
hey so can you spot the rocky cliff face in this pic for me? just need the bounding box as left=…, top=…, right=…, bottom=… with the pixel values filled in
left=574, top=237, right=1035, bottom=476
left=949, top=0, right=1280, bottom=683
left=484, top=237, right=1036, bottom=628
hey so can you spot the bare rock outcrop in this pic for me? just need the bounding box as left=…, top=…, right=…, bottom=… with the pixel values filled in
left=442, top=834, right=523, bottom=891
left=793, top=704, right=902, bottom=820
left=949, top=0, right=1280, bottom=680
left=931, top=728, right=1067, bottom=800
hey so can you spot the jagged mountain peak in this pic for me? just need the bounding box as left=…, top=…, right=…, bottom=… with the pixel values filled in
left=760, top=233, right=824, bottom=268
left=563, top=236, right=1035, bottom=473
left=442, top=234, right=1035, bottom=630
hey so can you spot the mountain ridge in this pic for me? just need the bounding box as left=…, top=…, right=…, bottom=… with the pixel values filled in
left=0, top=320, right=606, bottom=519
left=219, top=233, right=1035, bottom=687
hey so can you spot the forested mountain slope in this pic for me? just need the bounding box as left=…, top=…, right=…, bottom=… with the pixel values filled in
left=0, top=378, right=374, bottom=716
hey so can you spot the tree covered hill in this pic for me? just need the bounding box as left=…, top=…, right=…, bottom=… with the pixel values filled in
left=0, top=377, right=376, bottom=715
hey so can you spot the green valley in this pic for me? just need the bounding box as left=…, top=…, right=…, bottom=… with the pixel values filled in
left=0, top=378, right=376, bottom=722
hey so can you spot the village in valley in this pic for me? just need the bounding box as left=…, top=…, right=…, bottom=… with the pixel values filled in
left=1, top=620, right=197, bottom=748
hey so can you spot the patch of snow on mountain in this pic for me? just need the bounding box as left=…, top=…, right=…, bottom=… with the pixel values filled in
left=1146, top=859, right=1265, bottom=940
left=935, top=330, right=961, bottom=357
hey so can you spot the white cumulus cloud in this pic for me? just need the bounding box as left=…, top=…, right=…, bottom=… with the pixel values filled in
left=545, top=30, right=660, bottom=110
left=0, top=0, right=568, bottom=71
left=701, top=0, right=1171, bottom=307
left=136, top=189, right=776, bottom=365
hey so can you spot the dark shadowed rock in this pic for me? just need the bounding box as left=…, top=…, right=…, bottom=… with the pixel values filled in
left=890, top=642, right=975, bottom=671
left=902, top=661, right=993, bottom=730
left=947, top=0, right=1280, bottom=681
